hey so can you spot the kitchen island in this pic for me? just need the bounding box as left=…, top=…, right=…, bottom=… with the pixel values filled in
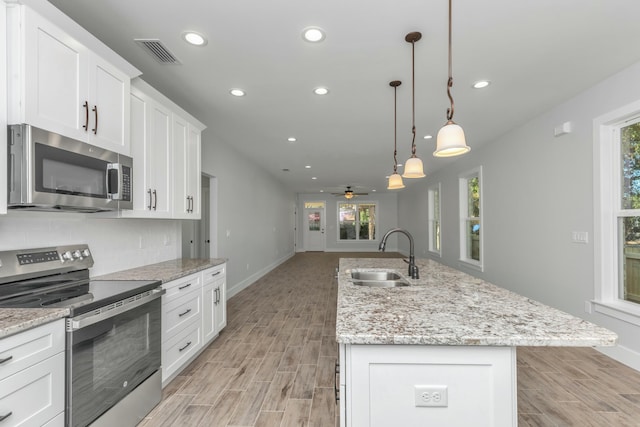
left=336, top=258, right=617, bottom=427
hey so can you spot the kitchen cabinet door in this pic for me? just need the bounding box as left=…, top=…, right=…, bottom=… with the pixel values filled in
left=172, top=114, right=189, bottom=218
left=202, top=265, right=226, bottom=344
left=22, top=6, right=88, bottom=141
left=124, top=86, right=172, bottom=218
left=186, top=124, right=202, bottom=218
left=86, top=53, right=130, bottom=154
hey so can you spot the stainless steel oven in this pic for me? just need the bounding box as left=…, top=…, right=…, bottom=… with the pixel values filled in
left=0, top=245, right=163, bottom=427
left=67, top=286, right=162, bottom=427
left=7, top=124, right=133, bottom=212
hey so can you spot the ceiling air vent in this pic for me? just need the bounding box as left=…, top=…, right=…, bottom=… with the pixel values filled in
left=134, top=39, right=181, bottom=64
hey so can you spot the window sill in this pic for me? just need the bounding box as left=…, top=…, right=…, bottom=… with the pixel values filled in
left=457, top=259, right=484, bottom=273
left=593, top=300, right=640, bottom=327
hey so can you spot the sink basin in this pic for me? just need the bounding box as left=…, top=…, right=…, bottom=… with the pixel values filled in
left=351, top=271, right=401, bottom=281
left=352, top=280, right=409, bottom=288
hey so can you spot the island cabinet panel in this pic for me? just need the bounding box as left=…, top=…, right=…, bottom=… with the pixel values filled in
left=340, top=344, right=517, bottom=427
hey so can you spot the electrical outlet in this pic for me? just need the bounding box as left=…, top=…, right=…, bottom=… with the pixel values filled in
left=415, top=385, right=448, bottom=407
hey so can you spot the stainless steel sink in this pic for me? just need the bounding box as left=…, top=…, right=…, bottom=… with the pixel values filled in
left=351, top=271, right=401, bottom=281
left=352, top=280, right=409, bottom=288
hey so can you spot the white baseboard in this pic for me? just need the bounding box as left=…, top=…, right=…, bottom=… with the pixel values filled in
left=324, top=248, right=395, bottom=253
left=597, top=344, right=640, bottom=372
left=226, top=251, right=295, bottom=298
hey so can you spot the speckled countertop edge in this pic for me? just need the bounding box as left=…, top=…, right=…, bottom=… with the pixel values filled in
left=93, top=258, right=227, bottom=283
left=0, top=308, right=69, bottom=339
left=336, top=258, right=618, bottom=347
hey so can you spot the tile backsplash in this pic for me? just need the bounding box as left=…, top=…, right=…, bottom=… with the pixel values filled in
left=0, top=212, right=180, bottom=276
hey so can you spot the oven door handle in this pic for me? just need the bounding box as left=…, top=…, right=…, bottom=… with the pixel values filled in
left=67, top=287, right=165, bottom=331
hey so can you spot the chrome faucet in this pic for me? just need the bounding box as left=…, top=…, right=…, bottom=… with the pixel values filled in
left=378, top=228, right=419, bottom=279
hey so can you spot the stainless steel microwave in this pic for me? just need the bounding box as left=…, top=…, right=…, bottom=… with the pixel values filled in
left=7, top=124, right=133, bottom=212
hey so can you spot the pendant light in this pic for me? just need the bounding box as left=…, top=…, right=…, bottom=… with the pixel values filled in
left=387, top=80, right=405, bottom=190
left=402, top=32, right=426, bottom=179
left=434, top=0, right=470, bottom=157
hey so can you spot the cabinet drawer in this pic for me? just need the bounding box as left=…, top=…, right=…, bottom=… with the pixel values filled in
left=202, top=265, right=225, bottom=286
left=0, top=351, right=65, bottom=427
left=163, top=290, right=201, bottom=339
left=162, top=320, right=201, bottom=382
left=0, top=320, right=65, bottom=381
left=162, top=273, right=202, bottom=301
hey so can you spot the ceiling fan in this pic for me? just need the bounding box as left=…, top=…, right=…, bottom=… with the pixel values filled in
left=332, top=186, right=368, bottom=200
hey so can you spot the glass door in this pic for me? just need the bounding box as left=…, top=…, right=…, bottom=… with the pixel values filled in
left=304, top=203, right=325, bottom=251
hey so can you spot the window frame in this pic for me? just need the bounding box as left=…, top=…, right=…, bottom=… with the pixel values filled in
left=594, top=100, right=640, bottom=324
left=428, top=182, right=442, bottom=257
left=459, top=166, right=483, bottom=271
left=337, top=201, right=378, bottom=241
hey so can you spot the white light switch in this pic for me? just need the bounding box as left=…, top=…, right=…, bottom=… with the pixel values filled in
left=571, top=231, right=588, bottom=244
left=554, top=121, right=572, bottom=137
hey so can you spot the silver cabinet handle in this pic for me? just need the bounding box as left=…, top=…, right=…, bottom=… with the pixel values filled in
left=178, top=341, right=192, bottom=352
left=211, top=271, right=221, bottom=277
left=0, top=412, right=13, bottom=422
left=147, top=189, right=152, bottom=210
left=82, top=101, right=89, bottom=131
left=178, top=308, right=192, bottom=317
left=152, top=189, right=158, bottom=210
left=178, top=283, right=192, bottom=290
left=0, top=355, right=12, bottom=364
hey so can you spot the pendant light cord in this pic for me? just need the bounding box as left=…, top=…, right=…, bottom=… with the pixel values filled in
left=411, top=37, right=417, bottom=157
left=446, top=0, right=455, bottom=121
left=393, top=84, right=399, bottom=173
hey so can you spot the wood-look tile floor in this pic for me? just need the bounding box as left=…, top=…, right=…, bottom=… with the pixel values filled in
left=139, top=252, right=640, bottom=427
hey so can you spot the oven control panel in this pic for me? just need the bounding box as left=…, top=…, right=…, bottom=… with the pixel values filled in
left=0, top=244, right=95, bottom=285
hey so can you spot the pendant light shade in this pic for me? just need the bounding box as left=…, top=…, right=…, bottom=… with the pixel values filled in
left=403, top=157, right=426, bottom=178
left=435, top=120, right=469, bottom=157
left=434, top=0, right=470, bottom=158
left=387, top=80, right=405, bottom=190
left=387, top=173, right=405, bottom=189
left=402, top=32, right=425, bottom=179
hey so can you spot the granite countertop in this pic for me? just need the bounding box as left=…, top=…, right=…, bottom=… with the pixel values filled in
left=0, top=258, right=227, bottom=340
left=337, top=258, right=618, bottom=347
left=93, top=258, right=227, bottom=283
left=0, top=308, right=69, bottom=339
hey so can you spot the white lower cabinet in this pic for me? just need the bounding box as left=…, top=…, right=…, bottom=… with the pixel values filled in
left=339, top=344, right=517, bottom=427
left=202, top=265, right=227, bottom=343
left=0, top=319, right=65, bottom=427
left=161, top=264, right=226, bottom=385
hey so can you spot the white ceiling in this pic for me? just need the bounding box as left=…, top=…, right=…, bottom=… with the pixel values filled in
left=47, top=0, right=640, bottom=194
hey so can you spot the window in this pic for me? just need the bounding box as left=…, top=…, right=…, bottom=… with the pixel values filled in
left=459, top=167, right=483, bottom=270
left=428, top=183, right=441, bottom=256
left=594, top=100, right=640, bottom=323
left=339, top=203, right=376, bottom=240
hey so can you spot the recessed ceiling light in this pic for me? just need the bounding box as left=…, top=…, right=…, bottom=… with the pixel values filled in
left=312, top=177, right=317, bottom=180
left=423, top=135, right=433, bottom=139
left=182, top=31, right=207, bottom=46
left=229, top=88, right=245, bottom=97
left=305, top=165, right=311, bottom=169
left=472, top=80, right=490, bottom=89
left=397, top=163, right=403, bottom=167
left=313, top=87, right=329, bottom=95
left=372, top=189, right=377, bottom=192
left=320, top=190, right=324, bottom=193
left=287, top=137, right=297, bottom=142
left=302, top=27, right=325, bottom=43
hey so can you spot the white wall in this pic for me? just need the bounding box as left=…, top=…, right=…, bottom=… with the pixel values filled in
left=0, top=212, right=180, bottom=276
left=297, top=193, right=399, bottom=252
left=398, top=59, right=640, bottom=369
left=201, top=132, right=296, bottom=297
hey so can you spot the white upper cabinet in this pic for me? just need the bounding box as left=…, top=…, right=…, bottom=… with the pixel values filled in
left=125, top=84, right=172, bottom=218
left=125, top=78, right=204, bottom=219
left=7, top=5, right=137, bottom=155
left=172, top=114, right=202, bottom=219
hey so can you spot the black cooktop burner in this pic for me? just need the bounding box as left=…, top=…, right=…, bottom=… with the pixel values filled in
left=0, top=277, right=161, bottom=316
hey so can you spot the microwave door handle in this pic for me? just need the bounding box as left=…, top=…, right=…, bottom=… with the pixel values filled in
left=107, top=163, right=123, bottom=200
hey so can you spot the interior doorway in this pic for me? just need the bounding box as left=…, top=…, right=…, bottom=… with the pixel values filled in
left=304, top=202, right=325, bottom=252
left=182, top=174, right=216, bottom=258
